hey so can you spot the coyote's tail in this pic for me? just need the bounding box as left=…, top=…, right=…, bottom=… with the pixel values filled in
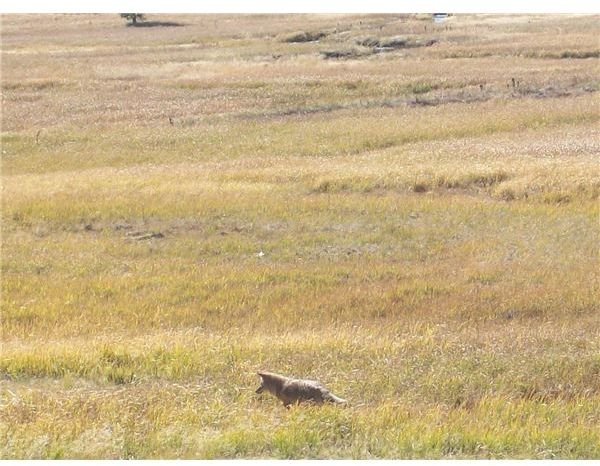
left=325, top=392, right=348, bottom=404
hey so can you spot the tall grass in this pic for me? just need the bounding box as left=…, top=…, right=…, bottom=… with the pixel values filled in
left=1, top=13, right=599, bottom=459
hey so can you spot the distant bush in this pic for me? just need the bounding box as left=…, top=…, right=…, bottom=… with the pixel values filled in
left=411, top=181, right=430, bottom=193
left=356, top=37, right=381, bottom=47
left=120, top=13, right=145, bottom=26
left=527, top=50, right=599, bottom=59
left=409, top=82, right=436, bottom=94
left=558, top=50, right=599, bottom=59
left=380, top=37, right=409, bottom=48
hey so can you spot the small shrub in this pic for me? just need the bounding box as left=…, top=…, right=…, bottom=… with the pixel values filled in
left=341, top=79, right=367, bottom=90
left=313, top=179, right=332, bottom=193
left=281, top=31, right=327, bottom=43
left=356, top=37, right=381, bottom=47
left=559, top=50, right=599, bottom=59
left=409, top=82, right=436, bottom=95
left=106, top=367, right=135, bottom=385
left=496, top=187, right=516, bottom=201
left=465, top=171, right=510, bottom=187
left=436, top=171, right=510, bottom=190
left=411, top=182, right=430, bottom=193
left=120, top=13, right=145, bottom=26
left=380, top=37, right=408, bottom=48
left=542, top=192, right=571, bottom=204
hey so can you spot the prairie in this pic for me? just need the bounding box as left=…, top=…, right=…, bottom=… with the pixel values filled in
left=1, top=13, right=599, bottom=459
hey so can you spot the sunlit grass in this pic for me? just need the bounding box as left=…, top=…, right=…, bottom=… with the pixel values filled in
left=3, top=94, right=598, bottom=176
left=2, top=384, right=599, bottom=459
left=1, top=12, right=599, bottom=459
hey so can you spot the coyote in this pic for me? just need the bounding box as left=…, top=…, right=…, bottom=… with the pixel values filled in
left=255, top=371, right=347, bottom=407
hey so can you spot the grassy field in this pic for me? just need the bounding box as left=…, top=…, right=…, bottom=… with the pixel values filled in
left=1, top=13, right=599, bottom=459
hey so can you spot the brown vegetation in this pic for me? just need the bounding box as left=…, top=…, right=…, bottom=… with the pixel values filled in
left=1, top=13, right=599, bottom=459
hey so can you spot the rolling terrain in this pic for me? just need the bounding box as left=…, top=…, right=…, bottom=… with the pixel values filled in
left=1, top=13, right=599, bottom=458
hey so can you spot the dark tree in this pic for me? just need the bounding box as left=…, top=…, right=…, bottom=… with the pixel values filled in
left=120, top=13, right=145, bottom=26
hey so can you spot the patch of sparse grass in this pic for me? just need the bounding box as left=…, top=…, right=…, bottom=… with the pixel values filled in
left=2, top=79, right=70, bottom=91
left=408, top=81, right=438, bottom=94
left=531, top=50, right=600, bottom=59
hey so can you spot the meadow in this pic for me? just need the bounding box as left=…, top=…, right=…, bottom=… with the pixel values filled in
left=1, top=13, right=599, bottom=458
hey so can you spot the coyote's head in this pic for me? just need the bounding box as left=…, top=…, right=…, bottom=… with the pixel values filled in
left=256, top=371, right=285, bottom=395
left=255, top=372, right=266, bottom=394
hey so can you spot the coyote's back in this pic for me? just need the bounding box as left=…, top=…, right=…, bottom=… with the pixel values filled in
left=255, top=371, right=347, bottom=407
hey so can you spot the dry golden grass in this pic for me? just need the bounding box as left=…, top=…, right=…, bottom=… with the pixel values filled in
left=1, top=13, right=599, bottom=459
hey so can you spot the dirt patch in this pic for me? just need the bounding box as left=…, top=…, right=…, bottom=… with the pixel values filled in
left=309, top=243, right=381, bottom=260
